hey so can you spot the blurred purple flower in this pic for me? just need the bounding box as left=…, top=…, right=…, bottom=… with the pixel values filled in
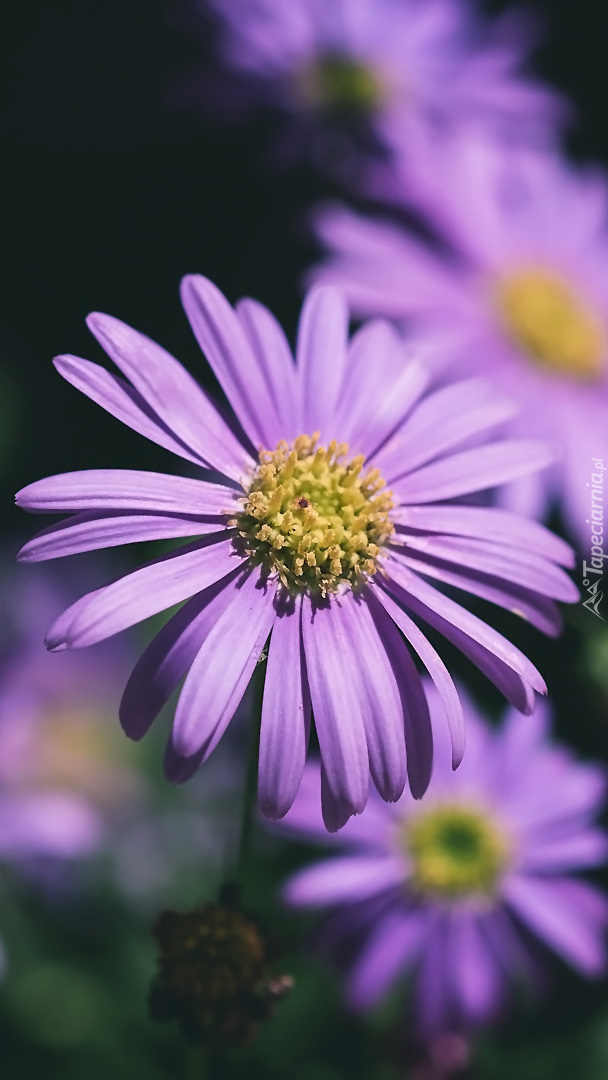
left=198, top=0, right=564, bottom=165
left=280, top=687, right=608, bottom=1034
left=311, top=132, right=608, bottom=540
left=17, top=277, right=575, bottom=830
left=0, top=564, right=142, bottom=863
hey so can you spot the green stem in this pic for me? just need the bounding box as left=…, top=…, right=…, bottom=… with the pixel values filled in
left=236, top=701, right=261, bottom=885
left=186, top=1046, right=204, bottom=1080
left=187, top=1044, right=224, bottom=1080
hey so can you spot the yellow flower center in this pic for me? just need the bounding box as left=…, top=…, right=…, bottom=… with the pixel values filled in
left=233, top=433, right=394, bottom=595
left=14, top=706, right=141, bottom=807
left=405, top=803, right=509, bottom=900
left=297, top=54, right=383, bottom=114
left=495, top=266, right=606, bottom=380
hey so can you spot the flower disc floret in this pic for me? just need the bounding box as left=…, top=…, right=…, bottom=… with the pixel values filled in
left=233, top=433, right=394, bottom=594
left=495, top=266, right=606, bottom=380
left=405, top=803, right=509, bottom=900
left=297, top=54, right=384, bottom=114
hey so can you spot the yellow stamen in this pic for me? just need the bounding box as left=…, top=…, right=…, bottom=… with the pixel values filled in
left=495, top=266, right=606, bottom=380
left=235, top=433, right=394, bottom=595
left=404, top=803, right=510, bottom=900
left=296, top=54, right=384, bottom=115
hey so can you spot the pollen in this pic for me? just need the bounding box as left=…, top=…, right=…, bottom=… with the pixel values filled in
left=404, top=803, right=510, bottom=901
left=495, top=266, right=606, bottom=380
left=234, top=433, right=394, bottom=595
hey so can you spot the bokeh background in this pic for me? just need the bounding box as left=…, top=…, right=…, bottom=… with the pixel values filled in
left=3, top=1, right=608, bottom=1077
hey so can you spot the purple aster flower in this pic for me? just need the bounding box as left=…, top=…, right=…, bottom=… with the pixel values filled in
left=198, top=0, right=564, bottom=163
left=0, top=564, right=142, bottom=863
left=311, top=132, right=608, bottom=540
left=16, top=277, right=576, bottom=830
left=280, top=686, right=608, bottom=1034
left=0, top=563, right=241, bottom=932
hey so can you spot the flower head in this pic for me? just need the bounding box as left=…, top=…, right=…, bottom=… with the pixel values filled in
left=17, top=277, right=576, bottom=829
left=149, top=885, right=292, bottom=1047
left=312, top=132, right=608, bottom=538
left=199, top=0, right=564, bottom=160
left=0, top=564, right=141, bottom=863
left=280, top=688, right=608, bottom=1033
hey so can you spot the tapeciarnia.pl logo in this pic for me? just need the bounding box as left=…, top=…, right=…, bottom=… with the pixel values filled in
left=582, top=458, right=606, bottom=621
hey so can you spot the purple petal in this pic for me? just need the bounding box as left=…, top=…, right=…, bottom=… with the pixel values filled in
left=393, top=504, right=574, bottom=568
left=0, top=793, right=103, bottom=859
left=382, top=577, right=538, bottom=714
left=320, top=764, right=360, bottom=832
left=44, top=588, right=102, bottom=654
left=447, top=912, right=504, bottom=1022
left=478, top=904, right=540, bottom=989
left=236, top=297, right=300, bottom=442
left=494, top=709, right=607, bottom=826
left=521, top=830, right=608, bottom=873
left=54, top=354, right=211, bottom=468
left=119, top=572, right=240, bottom=740
left=332, top=320, right=429, bottom=457
left=180, top=274, right=283, bottom=449
left=514, top=767, right=607, bottom=831
left=504, top=876, right=608, bottom=975
left=388, top=550, right=564, bottom=637
left=486, top=701, right=549, bottom=789
left=170, top=570, right=277, bottom=758
left=16, top=470, right=238, bottom=515
left=259, top=596, right=311, bottom=819
left=374, top=584, right=465, bottom=769
left=18, top=511, right=224, bottom=562
left=301, top=593, right=369, bottom=830
left=395, top=535, right=577, bottom=603
left=347, top=908, right=429, bottom=1011
left=163, top=741, right=206, bottom=783
left=365, top=589, right=433, bottom=797
left=46, top=537, right=238, bottom=649
left=359, top=360, right=430, bottom=462
left=284, top=855, right=405, bottom=907
left=333, top=590, right=407, bottom=804
left=296, top=286, right=349, bottom=442
left=386, top=561, right=546, bottom=695
left=419, top=603, right=536, bottom=714
left=394, top=440, right=559, bottom=503
left=278, top=763, right=394, bottom=849
left=312, top=203, right=478, bottom=321
left=415, top=913, right=451, bottom=1035
left=86, top=312, right=252, bottom=480
left=376, top=379, right=517, bottom=480
left=497, top=464, right=551, bottom=521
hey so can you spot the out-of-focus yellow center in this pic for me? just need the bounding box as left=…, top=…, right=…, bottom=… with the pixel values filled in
left=233, top=433, right=394, bottom=595
left=297, top=54, right=383, bottom=114
left=405, top=803, right=509, bottom=900
left=495, top=266, right=606, bottom=380
left=17, top=706, right=141, bottom=807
